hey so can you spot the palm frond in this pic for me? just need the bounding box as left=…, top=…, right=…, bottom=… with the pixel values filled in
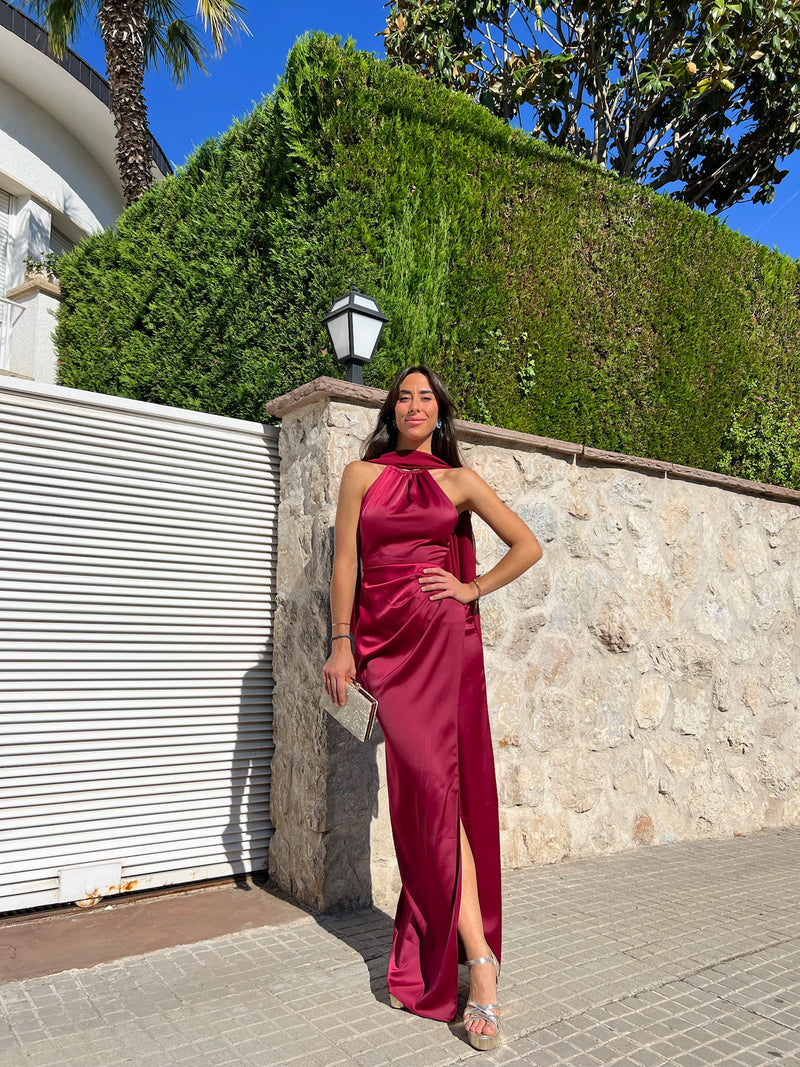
left=21, top=0, right=97, bottom=55
left=145, top=14, right=210, bottom=82
left=143, top=0, right=248, bottom=73
left=195, top=0, right=249, bottom=55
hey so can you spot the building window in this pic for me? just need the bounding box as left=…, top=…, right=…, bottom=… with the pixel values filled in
left=49, top=225, right=74, bottom=259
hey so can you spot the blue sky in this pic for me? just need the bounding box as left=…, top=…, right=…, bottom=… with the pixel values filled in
left=72, top=0, right=800, bottom=261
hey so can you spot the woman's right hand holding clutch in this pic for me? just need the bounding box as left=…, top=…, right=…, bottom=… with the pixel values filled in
left=323, top=639, right=356, bottom=707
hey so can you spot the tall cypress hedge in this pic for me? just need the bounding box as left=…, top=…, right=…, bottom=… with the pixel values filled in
left=56, top=32, right=800, bottom=485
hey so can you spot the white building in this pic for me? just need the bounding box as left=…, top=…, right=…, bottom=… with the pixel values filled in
left=0, top=0, right=170, bottom=382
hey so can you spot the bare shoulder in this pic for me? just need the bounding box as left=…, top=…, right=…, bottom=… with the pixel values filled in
left=340, top=460, right=384, bottom=497
left=434, top=465, right=491, bottom=511
left=453, top=466, right=484, bottom=486
left=449, top=465, right=489, bottom=495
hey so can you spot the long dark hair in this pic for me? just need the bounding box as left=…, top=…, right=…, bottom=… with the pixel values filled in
left=362, top=365, right=463, bottom=467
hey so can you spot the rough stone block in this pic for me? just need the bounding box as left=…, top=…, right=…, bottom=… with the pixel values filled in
left=739, top=524, right=770, bottom=576
left=505, top=609, right=547, bottom=659
left=716, top=716, right=755, bottom=755
left=757, top=750, right=794, bottom=796
left=633, top=810, right=655, bottom=844
left=653, top=737, right=700, bottom=780
left=662, top=497, right=692, bottom=545
left=672, top=688, right=711, bottom=737
left=518, top=498, right=558, bottom=543
left=621, top=573, right=674, bottom=628
left=478, top=598, right=507, bottom=648
left=496, top=758, right=545, bottom=809
left=589, top=608, right=638, bottom=653
left=612, top=754, right=648, bottom=796
left=635, top=675, right=670, bottom=730
left=528, top=688, right=580, bottom=752
left=500, top=808, right=571, bottom=866
left=694, top=587, right=733, bottom=641
left=550, top=753, right=606, bottom=813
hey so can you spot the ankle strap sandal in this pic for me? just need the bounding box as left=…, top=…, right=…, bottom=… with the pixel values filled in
left=463, top=951, right=501, bottom=1051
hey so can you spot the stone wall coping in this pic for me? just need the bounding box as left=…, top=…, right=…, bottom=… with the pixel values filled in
left=0, top=368, right=34, bottom=380
left=265, top=375, right=800, bottom=507
left=6, top=277, right=62, bottom=301
left=265, top=376, right=385, bottom=417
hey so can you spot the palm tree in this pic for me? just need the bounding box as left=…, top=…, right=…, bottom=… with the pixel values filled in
left=25, top=0, right=248, bottom=204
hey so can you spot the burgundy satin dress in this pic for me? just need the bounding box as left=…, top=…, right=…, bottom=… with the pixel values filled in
left=353, top=450, right=501, bottom=1022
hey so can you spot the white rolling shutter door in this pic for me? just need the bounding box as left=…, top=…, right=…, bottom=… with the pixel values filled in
left=0, top=378, right=279, bottom=913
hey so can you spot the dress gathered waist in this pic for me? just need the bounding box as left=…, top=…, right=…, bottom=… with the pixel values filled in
left=362, top=554, right=450, bottom=576
left=363, top=563, right=443, bottom=574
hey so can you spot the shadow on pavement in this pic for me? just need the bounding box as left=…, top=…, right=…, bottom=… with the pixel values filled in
left=314, top=905, right=395, bottom=1005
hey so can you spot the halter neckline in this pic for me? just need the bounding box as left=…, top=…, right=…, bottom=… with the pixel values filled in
left=369, top=450, right=452, bottom=470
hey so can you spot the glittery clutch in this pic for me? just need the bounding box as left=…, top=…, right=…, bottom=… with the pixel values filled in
left=320, top=680, right=378, bottom=742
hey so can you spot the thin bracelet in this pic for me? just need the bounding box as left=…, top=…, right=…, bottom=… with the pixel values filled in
left=332, top=622, right=350, bottom=627
left=331, top=634, right=353, bottom=643
left=473, top=576, right=483, bottom=599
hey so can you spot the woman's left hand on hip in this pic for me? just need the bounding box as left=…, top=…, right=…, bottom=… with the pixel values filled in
left=419, top=567, right=476, bottom=604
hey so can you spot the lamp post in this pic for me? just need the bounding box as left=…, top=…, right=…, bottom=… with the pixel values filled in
left=323, top=289, right=388, bottom=385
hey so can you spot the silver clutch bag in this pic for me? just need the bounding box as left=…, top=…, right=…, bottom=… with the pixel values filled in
left=320, top=680, right=378, bottom=742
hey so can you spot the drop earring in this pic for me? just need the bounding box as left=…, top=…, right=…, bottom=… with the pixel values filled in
left=436, top=419, right=442, bottom=429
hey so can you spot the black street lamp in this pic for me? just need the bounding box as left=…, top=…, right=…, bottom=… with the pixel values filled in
left=323, top=289, right=388, bottom=384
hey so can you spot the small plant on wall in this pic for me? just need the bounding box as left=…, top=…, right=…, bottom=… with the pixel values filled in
left=24, top=253, right=61, bottom=284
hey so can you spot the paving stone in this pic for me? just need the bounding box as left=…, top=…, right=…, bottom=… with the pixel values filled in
left=671, top=1053, right=714, bottom=1067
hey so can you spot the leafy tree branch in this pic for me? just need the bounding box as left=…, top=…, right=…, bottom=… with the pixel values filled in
left=383, top=0, right=800, bottom=211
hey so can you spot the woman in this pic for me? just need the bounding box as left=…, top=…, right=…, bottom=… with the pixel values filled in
left=323, top=366, right=542, bottom=1051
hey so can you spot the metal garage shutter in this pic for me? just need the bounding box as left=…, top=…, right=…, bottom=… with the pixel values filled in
left=0, top=378, right=279, bottom=912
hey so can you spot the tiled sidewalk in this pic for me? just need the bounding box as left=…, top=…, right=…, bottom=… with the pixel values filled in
left=2, top=829, right=800, bottom=1066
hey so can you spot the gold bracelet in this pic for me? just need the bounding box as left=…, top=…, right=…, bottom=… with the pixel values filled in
left=473, top=576, right=483, bottom=599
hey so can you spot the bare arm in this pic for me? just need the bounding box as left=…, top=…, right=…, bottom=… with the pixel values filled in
left=420, top=467, right=542, bottom=604
left=323, top=462, right=373, bottom=705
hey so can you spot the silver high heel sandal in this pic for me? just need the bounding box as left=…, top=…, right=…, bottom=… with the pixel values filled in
left=388, top=993, right=404, bottom=1009
left=463, top=950, right=500, bottom=1051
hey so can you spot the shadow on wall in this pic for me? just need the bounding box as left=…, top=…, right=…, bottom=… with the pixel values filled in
left=318, top=514, right=382, bottom=910
left=225, top=651, right=274, bottom=890
left=324, top=711, right=382, bottom=906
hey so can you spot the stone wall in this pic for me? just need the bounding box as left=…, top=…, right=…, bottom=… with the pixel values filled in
left=266, top=378, right=800, bottom=911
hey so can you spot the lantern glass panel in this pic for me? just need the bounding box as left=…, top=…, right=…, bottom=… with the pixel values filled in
left=326, top=311, right=351, bottom=361
left=352, top=293, right=378, bottom=311
left=352, top=314, right=384, bottom=359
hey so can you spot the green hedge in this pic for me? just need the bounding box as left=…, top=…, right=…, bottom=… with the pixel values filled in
left=56, top=33, right=800, bottom=485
